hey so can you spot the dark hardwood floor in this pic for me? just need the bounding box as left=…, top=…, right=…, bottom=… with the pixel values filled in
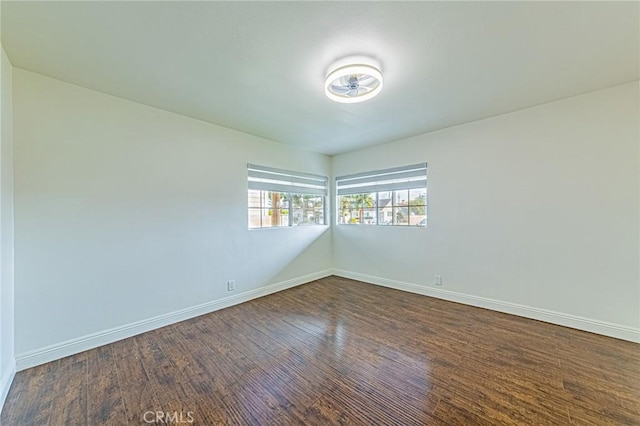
left=2, top=276, right=639, bottom=425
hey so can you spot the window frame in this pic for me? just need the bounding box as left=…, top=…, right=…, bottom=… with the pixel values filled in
left=336, top=163, right=427, bottom=227
left=248, top=164, right=328, bottom=229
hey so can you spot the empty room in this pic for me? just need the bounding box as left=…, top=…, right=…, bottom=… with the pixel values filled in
left=1, top=1, right=639, bottom=425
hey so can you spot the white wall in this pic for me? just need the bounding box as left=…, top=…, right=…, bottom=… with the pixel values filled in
left=13, top=69, right=332, bottom=365
left=333, top=82, right=640, bottom=340
left=0, top=45, right=16, bottom=411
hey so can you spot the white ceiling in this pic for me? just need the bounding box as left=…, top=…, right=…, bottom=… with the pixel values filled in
left=2, top=1, right=639, bottom=155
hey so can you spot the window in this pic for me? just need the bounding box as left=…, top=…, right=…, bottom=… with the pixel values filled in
left=336, top=163, right=427, bottom=226
left=248, top=164, right=327, bottom=229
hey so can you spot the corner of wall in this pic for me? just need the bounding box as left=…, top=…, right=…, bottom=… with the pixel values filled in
left=0, top=44, right=16, bottom=414
left=0, top=359, right=16, bottom=415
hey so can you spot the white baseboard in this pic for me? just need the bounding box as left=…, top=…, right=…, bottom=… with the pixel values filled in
left=332, top=269, right=640, bottom=343
left=0, top=359, right=16, bottom=416
left=16, top=269, right=332, bottom=371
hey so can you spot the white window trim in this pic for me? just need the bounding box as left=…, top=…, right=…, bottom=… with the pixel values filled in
left=248, top=164, right=328, bottom=229
left=336, top=163, right=427, bottom=227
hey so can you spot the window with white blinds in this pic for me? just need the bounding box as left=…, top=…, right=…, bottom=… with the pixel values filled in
left=336, top=163, right=427, bottom=226
left=248, top=164, right=328, bottom=228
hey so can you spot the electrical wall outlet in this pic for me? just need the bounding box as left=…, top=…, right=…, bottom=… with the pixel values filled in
left=434, top=275, right=443, bottom=286
left=227, top=280, right=236, bottom=291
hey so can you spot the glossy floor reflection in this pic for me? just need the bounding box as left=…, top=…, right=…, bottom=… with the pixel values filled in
left=2, top=276, right=639, bottom=425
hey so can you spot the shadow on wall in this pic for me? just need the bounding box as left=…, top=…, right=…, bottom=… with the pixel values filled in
left=246, top=225, right=331, bottom=289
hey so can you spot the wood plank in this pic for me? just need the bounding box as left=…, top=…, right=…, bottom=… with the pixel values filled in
left=110, top=337, right=163, bottom=424
left=86, top=346, right=127, bottom=424
left=48, top=352, right=88, bottom=425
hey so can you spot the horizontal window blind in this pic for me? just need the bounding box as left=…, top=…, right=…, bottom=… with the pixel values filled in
left=248, top=164, right=328, bottom=196
left=336, top=163, right=427, bottom=195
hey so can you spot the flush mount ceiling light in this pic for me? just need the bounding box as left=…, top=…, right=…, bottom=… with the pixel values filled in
left=324, top=63, right=383, bottom=104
